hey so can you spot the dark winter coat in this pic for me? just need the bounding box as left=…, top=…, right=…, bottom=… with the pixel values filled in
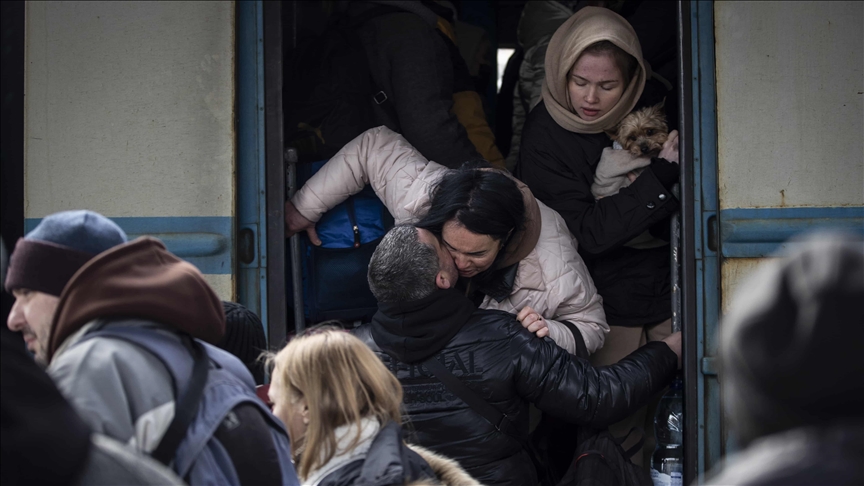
left=349, top=1, right=480, bottom=168
left=516, top=101, right=679, bottom=327
left=317, top=421, right=437, bottom=486
left=353, top=289, right=678, bottom=486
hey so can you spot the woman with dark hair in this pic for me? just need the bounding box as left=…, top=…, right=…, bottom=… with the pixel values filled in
left=285, top=126, right=607, bottom=357
left=515, top=6, right=680, bottom=466
left=415, top=166, right=526, bottom=298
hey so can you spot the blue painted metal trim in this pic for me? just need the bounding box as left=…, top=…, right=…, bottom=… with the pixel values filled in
left=694, top=258, right=706, bottom=480
left=25, top=216, right=233, bottom=274
left=696, top=7, right=718, bottom=216
left=236, top=0, right=269, bottom=340
left=692, top=0, right=721, bottom=479
left=720, top=207, right=864, bottom=257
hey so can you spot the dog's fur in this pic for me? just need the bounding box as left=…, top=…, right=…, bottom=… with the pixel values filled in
left=606, top=101, right=668, bottom=157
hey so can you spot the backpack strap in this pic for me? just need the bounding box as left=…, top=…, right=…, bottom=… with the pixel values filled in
left=78, top=327, right=210, bottom=467
left=423, top=356, right=525, bottom=447
left=150, top=336, right=209, bottom=465
left=335, top=6, right=401, bottom=128
left=615, top=427, right=646, bottom=461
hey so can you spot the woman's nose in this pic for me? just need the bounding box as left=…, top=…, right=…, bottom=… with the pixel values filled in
left=453, top=255, right=469, bottom=270
left=585, top=86, right=598, bottom=103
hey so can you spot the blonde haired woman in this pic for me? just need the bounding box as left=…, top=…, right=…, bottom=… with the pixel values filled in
left=268, top=328, right=478, bottom=486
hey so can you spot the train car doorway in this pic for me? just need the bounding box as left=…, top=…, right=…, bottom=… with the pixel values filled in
left=260, top=1, right=705, bottom=483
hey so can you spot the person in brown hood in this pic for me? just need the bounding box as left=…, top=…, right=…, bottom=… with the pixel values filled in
left=5, top=210, right=131, bottom=365
left=3, top=229, right=186, bottom=486
left=5, top=210, right=297, bottom=485
left=5, top=209, right=225, bottom=365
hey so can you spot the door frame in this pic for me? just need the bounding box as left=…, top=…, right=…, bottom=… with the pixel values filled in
left=688, top=0, right=723, bottom=480
left=236, top=0, right=268, bottom=337
left=254, top=1, right=722, bottom=480
left=263, top=0, right=288, bottom=349
left=676, top=1, right=701, bottom=484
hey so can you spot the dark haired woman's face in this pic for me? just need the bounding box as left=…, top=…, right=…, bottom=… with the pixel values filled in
left=568, top=52, right=625, bottom=121
left=441, top=220, right=503, bottom=278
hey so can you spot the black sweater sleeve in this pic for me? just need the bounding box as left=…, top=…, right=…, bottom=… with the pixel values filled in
left=517, top=104, right=678, bottom=256
left=512, top=330, right=678, bottom=428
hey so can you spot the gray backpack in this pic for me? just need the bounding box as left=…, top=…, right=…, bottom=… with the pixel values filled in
left=80, top=327, right=299, bottom=485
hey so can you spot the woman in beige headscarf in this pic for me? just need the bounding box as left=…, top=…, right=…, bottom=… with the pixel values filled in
left=514, top=6, right=680, bottom=468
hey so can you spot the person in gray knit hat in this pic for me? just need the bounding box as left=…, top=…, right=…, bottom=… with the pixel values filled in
left=5, top=210, right=127, bottom=365
left=706, top=232, right=864, bottom=486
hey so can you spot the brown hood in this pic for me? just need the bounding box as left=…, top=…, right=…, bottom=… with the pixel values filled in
left=495, top=169, right=542, bottom=269
left=48, top=237, right=225, bottom=361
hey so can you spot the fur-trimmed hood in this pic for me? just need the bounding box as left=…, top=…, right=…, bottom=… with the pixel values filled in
left=48, top=237, right=225, bottom=362
left=407, top=443, right=482, bottom=486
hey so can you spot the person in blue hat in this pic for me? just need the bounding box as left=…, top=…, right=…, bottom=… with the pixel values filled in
left=5, top=210, right=127, bottom=365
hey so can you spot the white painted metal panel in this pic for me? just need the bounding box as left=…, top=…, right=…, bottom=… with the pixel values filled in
left=715, top=1, right=863, bottom=209
left=24, top=1, right=235, bottom=219
left=720, top=258, right=772, bottom=315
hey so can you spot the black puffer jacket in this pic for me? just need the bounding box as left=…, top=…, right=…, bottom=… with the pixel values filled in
left=516, top=101, right=679, bottom=327
left=353, top=289, right=678, bottom=486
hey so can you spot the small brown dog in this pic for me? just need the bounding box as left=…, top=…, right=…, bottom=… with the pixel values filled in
left=592, top=101, right=670, bottom=200
left=606, top=100, right=668, bottom=157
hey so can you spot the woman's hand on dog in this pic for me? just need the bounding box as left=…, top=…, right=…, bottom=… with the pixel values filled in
left=659, top=129, right=679, bottom=163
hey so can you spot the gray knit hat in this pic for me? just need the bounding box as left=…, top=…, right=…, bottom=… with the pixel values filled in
left=721, top=232, right=864, bottom=446
left=5, top=210, right=128, bottom=296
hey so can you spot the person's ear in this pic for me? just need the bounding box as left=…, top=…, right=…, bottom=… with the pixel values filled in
left=300, top=398, right=310, bottom=425
left=436, top=271, right=453, bottom=290
left=502, top=229, right=514, bottom=248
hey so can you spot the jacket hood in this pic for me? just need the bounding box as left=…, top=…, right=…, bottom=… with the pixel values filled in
left=495, top=169, right=542, bottom=269
left=356, top=421, right=440, bottom=485
left=541, top=6, right=647, bottom=134
left=371, top=289, right=476, bottom=363
left=517, top=0, right=574, bottom=49
left=48, top=237, right=225, bottom=361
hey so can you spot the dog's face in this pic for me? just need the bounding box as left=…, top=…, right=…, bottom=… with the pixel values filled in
left=608, top=103, right=669, bottom=157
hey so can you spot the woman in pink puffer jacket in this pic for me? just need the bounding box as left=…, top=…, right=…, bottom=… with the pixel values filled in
left=285, top=126, right=608, bottom=356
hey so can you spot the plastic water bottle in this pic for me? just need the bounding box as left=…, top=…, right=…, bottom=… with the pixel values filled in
left=651, top=375, right=683, bottom=486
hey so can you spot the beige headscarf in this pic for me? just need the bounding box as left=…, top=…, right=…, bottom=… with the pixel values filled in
left=541, top=7, right=647, bottom=134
